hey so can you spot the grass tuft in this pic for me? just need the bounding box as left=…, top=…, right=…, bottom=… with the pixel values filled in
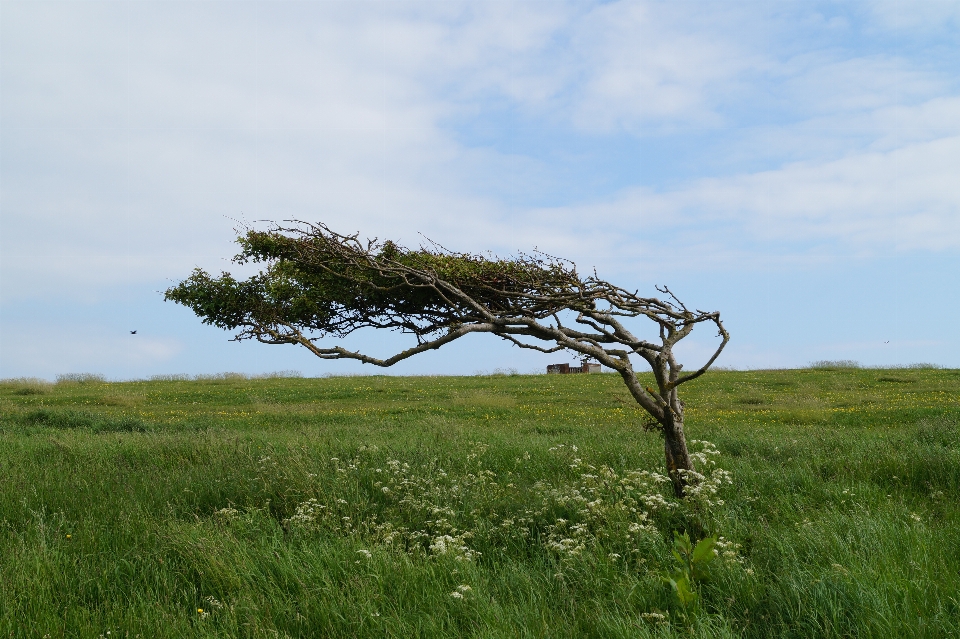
left=807, top=360, right=861, bottom=370
left=1, top=377, right=53, bottom=395
left=56, top=372, right=107, bottom=384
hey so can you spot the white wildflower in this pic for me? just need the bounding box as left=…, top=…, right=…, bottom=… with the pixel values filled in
left=213, top=507, right=239, bottom=521
left=640, top=611, right=668, bottom=625
left=283, top=499, right=326, bottom=531
left=429, top=534, right=478, bottom=561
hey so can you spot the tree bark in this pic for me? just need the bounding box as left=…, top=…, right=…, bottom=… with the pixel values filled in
left=662, top=412, right=695, bottom=499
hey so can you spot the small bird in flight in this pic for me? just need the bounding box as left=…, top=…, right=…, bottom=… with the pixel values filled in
left=130, top=330, right=137, bottom=335
left=884, top=340, right=889, bottom=344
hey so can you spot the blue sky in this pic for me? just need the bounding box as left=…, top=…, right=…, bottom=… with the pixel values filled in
left=2, top=0, right=959, bottom=379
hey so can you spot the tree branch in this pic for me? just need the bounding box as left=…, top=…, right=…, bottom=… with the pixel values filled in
left=294, top=322, right=498, bottom=367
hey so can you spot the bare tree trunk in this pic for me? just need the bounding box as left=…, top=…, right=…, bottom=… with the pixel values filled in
left=617, top=369, right=698, bottom=498
left=662, top=413, right=695, bottom=499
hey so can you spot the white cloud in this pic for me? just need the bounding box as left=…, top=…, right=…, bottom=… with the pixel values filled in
left=775, top=53, right=946, bottom=115
left=650, top=134, right=960, bottom=252
left=684, top=137, right=960, bottom=244
left=518, top=129, right=960, bottom=277
left=440, top=0, right=754, bottom=133
left=0, top=3, right=459, bottom=297
left=867, top=95, right=960, bottom=149
left=571, top=1, right=752, bottom=132
left=866, top=0, right=960, bottom=31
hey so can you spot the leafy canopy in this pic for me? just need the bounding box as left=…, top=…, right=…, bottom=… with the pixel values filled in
left=165, top=223, right=591, bottom=343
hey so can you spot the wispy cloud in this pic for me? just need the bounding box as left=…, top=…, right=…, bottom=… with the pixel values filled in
left=643, top=133, right=960, bottom=250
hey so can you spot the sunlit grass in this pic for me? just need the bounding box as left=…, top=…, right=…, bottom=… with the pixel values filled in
left=0, top=368, right=958, bottom=637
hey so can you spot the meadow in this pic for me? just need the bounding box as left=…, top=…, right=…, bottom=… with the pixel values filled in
left=0, top=366, right=958, bottom=638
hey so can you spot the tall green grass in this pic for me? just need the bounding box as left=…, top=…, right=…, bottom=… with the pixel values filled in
left=0, top=368, right=958, bottom=637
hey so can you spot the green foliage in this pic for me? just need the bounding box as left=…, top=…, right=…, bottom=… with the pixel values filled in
left=164, top=223, right=585, bottom=341
left=663, top=531, right=717, bottom=608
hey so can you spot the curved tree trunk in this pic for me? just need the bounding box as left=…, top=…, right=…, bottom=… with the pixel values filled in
left=617, top=368, right=698, bottom=498
left=662, top=412, right=695, bottom=499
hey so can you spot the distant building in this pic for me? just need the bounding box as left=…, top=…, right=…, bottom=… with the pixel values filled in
left=547, top=362, right=602, bottom=374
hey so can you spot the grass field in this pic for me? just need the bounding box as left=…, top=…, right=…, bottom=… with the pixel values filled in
left=1, top=367, right=958, bottom=638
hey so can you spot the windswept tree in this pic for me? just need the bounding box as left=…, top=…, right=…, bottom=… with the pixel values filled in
left=165, top=222, right=729, bottom=497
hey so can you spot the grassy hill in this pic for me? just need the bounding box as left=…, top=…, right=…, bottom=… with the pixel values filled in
left=1, top=368, right=958, bottom=637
